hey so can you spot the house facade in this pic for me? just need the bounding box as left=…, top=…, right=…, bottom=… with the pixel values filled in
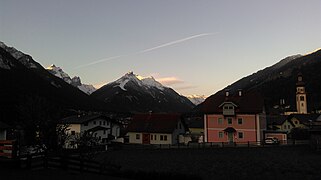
left=126, top=114, right=186, bottom=145
left=0, top=121, right=10, bottom=140
left=280, top=114, right=320, bottom=133
left=59, top=114, right=121, bottom=148
left=202, top=90, right=266, bottom=143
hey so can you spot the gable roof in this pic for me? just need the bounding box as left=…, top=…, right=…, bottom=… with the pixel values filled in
left=287, top=114, right=320, bottom=125
left=127, top=113, right=182, bottom=133
left=202, top=91, right=264, bottom=114
left=60, top=114, right=112, bottom=124
left=266, top=115, right=288, bottom=125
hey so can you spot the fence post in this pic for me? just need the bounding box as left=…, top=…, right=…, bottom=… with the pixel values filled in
left=26, top=154, right=32, bottom=169
left=221, top=142, right=224, bottom=148
left=43, top=151, right=48, bottom=169
left=248, top=141, right=250, bottom=148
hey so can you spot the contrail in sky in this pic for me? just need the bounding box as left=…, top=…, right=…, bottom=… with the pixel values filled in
left=138, top=33, right=216, bottom=54
left=74, top=55, right=126, bottom=69
left=74, top=33, right=216, bottom=69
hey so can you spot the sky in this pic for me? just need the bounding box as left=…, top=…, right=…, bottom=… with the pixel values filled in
left=1, top=0, right=321, bottom=97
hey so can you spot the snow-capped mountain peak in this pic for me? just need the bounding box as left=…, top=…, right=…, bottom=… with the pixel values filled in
left=46, top=64, right=72, bottom=83
left=113, top=71, right=165, bottom=91
left=46, top=64, right=96, bottom=94
left=0, top=41, right=38, bottom=69
left=186, top=95, right=206, bottom=105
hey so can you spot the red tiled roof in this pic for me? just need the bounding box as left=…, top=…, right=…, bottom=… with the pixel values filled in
left=127, top=113, right=182, bottom=133
left=201, top=90, right=264, bottom=114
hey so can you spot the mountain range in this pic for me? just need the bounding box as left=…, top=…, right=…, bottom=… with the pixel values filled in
left=46, top=64, right=96, bottom=95
left=196, top=49, right=321, bottom=114
left=91, top=72, right=195, bottom=113
left=0, top=41, right=109, bottom=125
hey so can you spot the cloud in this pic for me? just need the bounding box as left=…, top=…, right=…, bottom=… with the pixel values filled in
left=156, top=77, right=184, bottom=85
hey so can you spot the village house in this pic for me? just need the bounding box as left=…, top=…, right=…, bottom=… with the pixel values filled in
left=126, top=113, right=186, bottom=145
left=264, top=115, right=288, bottom=142
left=280, top=114, right=320, bottom=133
left=59, top=114, right=121, bottom=148
left=202, top=90, right=266, bottom=143
left=185, top=117, right=204, bottom=143
left=0, top=121, right=10, bottom=140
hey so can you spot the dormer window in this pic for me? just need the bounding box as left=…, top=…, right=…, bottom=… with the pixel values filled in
left=220, top=102, right=237, bottom=116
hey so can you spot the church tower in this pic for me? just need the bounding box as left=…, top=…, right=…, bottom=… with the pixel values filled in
left=296, top=73, right=307, bottom=114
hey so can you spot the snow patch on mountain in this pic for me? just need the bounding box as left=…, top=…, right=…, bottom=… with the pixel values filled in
left=113, top=71, right=165, bottom=91
left=186, top=95, right=206, bottom=105
left=0, top=41, right=37, bottom=68
left=46, top=64, right=96, bottom=94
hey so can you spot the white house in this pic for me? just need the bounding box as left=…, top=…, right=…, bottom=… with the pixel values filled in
left=126, top=113, right=186, bottom=145
left=59, top=114, right=121, bottom=148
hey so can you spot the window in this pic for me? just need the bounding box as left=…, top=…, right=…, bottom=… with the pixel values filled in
left=300, top=96, right=304, bottom=101
left=219, top=132, right=224, bottom=138
left=103, top=130, right=106, bottom=134
left=100, top=121, right=102, bottom=125
left=151, top=135, right=153, bottom=140
left=179, top=123, right=182, bottom=129
left=218, top=118, right=223, bottom=124
left=154, top=135, right=157, bottom=140
left=103, top=121, right=106, bottom=126
left=93, top=121, right=96, bottom=125
left=164, top=135, right=167, bottom=141
left=238, top=118, right=243, bottom=125
left=284, top=125, right=287, bottom=129
left=288, top=125, right=291, bottom=129
left=238, top=132, right=244, bottom=139
left=227, top=118, right=232, bottom=125
left=294, top=121, right=298, bottom=125
left=84, top=122, right=88, bottom=126
left=222, top=104, right=235, bottom=115
left=160, top=135, right=164, bottom=141
left=136, top=134, right=140, bottom=140
left=71, top=131, right=75, bottom=135
left=107, top=121, right=110, bottom=126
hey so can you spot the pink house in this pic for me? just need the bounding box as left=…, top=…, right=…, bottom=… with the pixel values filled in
left=202, top=90, right=266, bottom=143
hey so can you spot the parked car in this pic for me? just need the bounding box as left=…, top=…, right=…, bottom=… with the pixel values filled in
left=264, top=137, right=280, bottom=145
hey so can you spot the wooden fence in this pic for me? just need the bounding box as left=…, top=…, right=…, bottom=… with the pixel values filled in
left=19, top=153, right=121, bottom=174
left=0, top=140, right=16, bottom=158
left=120, top=139, right=311, bottom=150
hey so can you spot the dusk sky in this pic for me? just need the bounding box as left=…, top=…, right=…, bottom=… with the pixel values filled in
left=1, top=0, right=320, bottom=96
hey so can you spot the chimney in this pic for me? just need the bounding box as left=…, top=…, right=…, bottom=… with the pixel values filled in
left=225, top=90, right=229, bottom=97
left=238, top=89, right=242, bottom=96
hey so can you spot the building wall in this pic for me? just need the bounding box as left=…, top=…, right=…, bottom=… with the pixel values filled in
left=128, top=132, right=173, bottom=144
left=205, top=114, right=263, bottom=142
left=0, top=130, right=6, bottom=140
left=67, top=124, right=81, bottom=134
left=81, top=118, right=111, bottom=132
left=128, top=132, right=142, bottom=144
left=172, top=120, right=186, bottom=144
left=280, top=120, right=294, bottom=132
left=150, top=133, right=172, bottom=144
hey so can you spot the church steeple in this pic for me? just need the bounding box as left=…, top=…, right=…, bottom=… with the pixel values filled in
left=296, top=73, right=307, bottom=114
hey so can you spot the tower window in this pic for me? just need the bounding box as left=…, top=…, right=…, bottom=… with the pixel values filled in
left=300, top=96, right=304, bottom=101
